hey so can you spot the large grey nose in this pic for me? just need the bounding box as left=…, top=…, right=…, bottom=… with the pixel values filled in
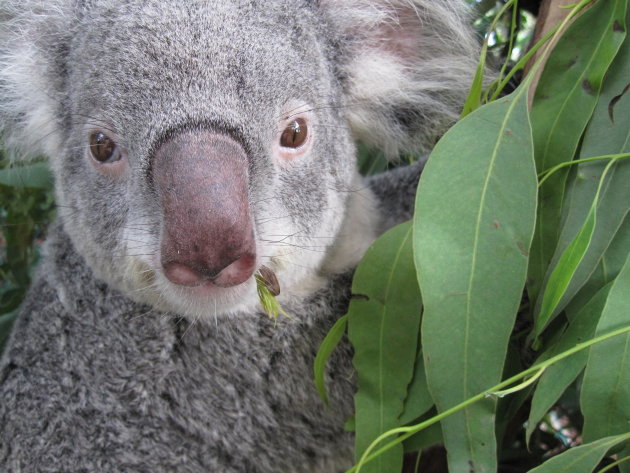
left=152, top=130, right=256, bottom=288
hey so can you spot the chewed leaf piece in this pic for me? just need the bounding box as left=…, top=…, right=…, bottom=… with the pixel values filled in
left=256, top=266, right=289, bottom=321
left=258, top=265, right=280, bottom=296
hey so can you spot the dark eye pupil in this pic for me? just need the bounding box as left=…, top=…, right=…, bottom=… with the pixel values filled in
left=89, top=132, right=118, bottom=163
left=280, top=118, right=307, bottom=149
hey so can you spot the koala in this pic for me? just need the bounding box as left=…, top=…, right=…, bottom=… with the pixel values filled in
left=0, top=1, right=478, bottom=472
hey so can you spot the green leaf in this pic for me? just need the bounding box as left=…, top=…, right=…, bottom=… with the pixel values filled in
left=402, top=419, right=442, bottom=454
left=496, top=344, right=533, bottom=447
left=0, top=161, right=53, bottom=189
left=357, top=143, right=390, bottom=176
left=0, top=310, right=18, bottom=355
left=414, top=86, right=536, bottom=473
left=313, top=314, right=348, bottom=406
left=345, top=416, right=356, bottom=432
left=398, top=350, right=432, bottom=426
left=536, top=127, right=629, bottom=338
left=538, top=5, right=630, bottom=321
left=581, top=252, right=630, bottom=442
left=348, top=221, right=422, bottom=473
left=566, top=214, right=630, bottom=317
left=526, top=282, right=613, bottom=443
left=620, top=446, right=630, bottom=473
left=526, top=432, right=630, bottom=473
left=535, top=197, right=597, bottom=337
left=537, top=157, right=630, bottom=329
left=398, top=353, right=440, bottom=455
left=461, top=35, right=489, bottom=118
left=527, top=0, right=628, bottom=306
left=580, top=1, right=630, bottom=162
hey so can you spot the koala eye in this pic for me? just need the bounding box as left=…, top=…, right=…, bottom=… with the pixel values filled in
left=89, top=131, right=121, bottom=163
left=279, top=118, right=308, bottom=149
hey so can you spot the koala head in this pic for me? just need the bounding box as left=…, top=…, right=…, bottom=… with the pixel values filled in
left=0, top=0, right=478, bottom=319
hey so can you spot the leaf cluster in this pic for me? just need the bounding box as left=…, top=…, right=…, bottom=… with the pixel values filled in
left=316, top=1, right=630, bottom=472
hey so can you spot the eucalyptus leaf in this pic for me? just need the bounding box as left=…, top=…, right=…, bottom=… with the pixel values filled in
left=536, top=6, right=630, bottom=321
left=527, top=0, right=627, bottom=306
left=526, top=282, right=613, bottom=443
left=313, top=314, right=348, bottom=406
left=414, top=86, right=536, bottom=473
left=526, top=432, right=630, bottom=473
left=535, top=195, right=597, bottom=337
left=581, top=252, right=630, bottom=442
left=496, top=344, right=532, bottom=448
left=398, top=350, right=432, bottom=426
left=0, top=161, right=53, bottom=189
left=345, top=416, right=356, bottom=433
left=0, top=311, right=18, bottom=355
left=357, top=143, right=389, bottom=176
left=348, top=221, right=422, bottom=473
left=536, top=158, right=630, bottom=332
left=579, top=1, right=630, bottom=162
left=620, top=446, right=630, bottom=473
left=461, top=40, right=488, bottom=118
left=566, top=215, right=630, bottom=317
left=402, top=420, right=442, bottom=454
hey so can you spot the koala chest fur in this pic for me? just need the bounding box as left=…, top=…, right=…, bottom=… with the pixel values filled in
left=0, top=1, right=478, bottom=471
left=4, top=225, right=358, bottom=473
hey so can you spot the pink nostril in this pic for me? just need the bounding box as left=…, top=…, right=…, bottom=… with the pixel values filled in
left=213, top=252, right=257, bottom=288
left=162, top=263, right=209, bottom=287
left=162, top=252, right=257, bottom=288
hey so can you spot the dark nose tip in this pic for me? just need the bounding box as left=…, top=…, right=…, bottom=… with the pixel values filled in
left=162, top=251, right=257, bottom=288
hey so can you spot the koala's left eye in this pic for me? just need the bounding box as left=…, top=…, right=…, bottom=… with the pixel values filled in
left=280, top=118, right=308, bottom=149
left=89, top=132, right=121, bottom=163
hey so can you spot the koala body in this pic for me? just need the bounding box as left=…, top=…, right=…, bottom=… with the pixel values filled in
left=0, top=1, right=477, bottom=471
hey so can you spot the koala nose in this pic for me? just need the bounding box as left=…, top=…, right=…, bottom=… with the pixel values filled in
left=152, top=130, right=257, bottom=288
left=162, top=247, right=257, bottom=288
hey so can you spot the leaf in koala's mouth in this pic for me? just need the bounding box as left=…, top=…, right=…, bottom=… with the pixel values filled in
left=255, top=266, right=289, bottom=322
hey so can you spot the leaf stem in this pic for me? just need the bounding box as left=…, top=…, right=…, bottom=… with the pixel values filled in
left=596, top=455, right=630, bottom=473
left=537, top=153, right=630, bottom=187
left=486, top=366, right=546, bottom=398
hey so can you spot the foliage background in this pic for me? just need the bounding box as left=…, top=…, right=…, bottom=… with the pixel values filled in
left=0, top=156, right=54, bottom=352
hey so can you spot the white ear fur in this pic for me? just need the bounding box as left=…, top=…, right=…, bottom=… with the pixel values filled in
left=319, top=0, right=480, bottom=156
left=0, top=2, right=74, bottom=161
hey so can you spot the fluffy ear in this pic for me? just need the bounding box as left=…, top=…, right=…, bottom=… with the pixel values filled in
left=319, top=0, right=480, bottom=156
left=0, top=1, right=75, bottom=161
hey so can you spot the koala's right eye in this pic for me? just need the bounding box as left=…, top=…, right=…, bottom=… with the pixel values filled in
left=280, top=118, right=308, bottom=149
left=89, top=132, right=121, bottom=163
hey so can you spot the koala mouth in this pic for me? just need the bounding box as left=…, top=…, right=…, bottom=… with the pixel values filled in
left=132, top=249, right=262, bottom=318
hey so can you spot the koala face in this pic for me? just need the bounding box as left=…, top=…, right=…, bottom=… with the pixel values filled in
left=1, top=0, right=478, bottom=320
left=55, top=1, right=361, bottom=318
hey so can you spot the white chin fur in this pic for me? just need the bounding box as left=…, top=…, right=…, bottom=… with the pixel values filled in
left=120, top=254, right=261, bottom=320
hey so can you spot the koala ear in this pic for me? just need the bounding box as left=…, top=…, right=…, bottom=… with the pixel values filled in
left=0, top=1, right=75, bottom=161
left=319, top=0, right=480, bottom=157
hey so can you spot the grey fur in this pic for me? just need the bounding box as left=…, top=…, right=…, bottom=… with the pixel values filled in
left=0, top=1, right=477, bottom=471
